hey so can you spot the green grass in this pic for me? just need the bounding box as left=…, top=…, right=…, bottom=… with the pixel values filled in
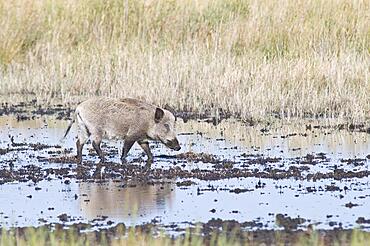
left=0, top=0, right=369, bottom=122
left=1, top=226, right=370, bottom=246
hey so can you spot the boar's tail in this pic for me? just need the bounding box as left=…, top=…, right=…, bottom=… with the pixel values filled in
left=62, top=114, right=76, bottom=139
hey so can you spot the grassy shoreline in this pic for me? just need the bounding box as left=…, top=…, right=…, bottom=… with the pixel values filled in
left=0, top=0, right=369, bottom=122
left=1, top=224, right=370, bottom=246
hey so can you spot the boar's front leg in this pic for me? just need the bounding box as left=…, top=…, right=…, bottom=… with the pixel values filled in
left=121, top=138, right=135, bottom=163
left=138, top=140, right=153, bottom=166
left=92, top=140, right=105, bottom=163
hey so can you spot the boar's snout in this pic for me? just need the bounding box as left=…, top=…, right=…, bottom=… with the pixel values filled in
left=166, top=138, right=181, bottom=151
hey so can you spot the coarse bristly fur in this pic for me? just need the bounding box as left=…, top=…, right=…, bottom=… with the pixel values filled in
left=64, top=97, right=181, bottom=166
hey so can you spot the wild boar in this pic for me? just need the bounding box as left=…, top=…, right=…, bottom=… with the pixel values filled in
left=63, top=97, right=181, bottom=166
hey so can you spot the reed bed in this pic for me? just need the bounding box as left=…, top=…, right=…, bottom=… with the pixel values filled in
left=0, top=0, right=369, bottom=122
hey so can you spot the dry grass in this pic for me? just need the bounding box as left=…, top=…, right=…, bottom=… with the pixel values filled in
left=0, top=0, right=369, bottom=122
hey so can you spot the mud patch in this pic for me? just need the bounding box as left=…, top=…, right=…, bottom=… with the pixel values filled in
left=0, top=111, right=369, bottom=234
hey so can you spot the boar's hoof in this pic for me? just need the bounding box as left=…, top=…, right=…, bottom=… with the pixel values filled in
left=144, top=163, right=151, bottom=172
left=145, top=161, right=152, bottom=169
left=147, top=157, right=153, bottom=164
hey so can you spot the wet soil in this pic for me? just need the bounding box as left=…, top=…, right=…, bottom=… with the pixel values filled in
left=0, top=100, right=370, bottom=239
left=1, top=145, right=369, bottom=184
left=2, top=100, right=370, bottom=132
left=0, top=100, right=74, bottom=121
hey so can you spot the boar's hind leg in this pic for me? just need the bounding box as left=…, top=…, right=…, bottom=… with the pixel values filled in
left=76, top=114, right=90, bottom=164
left=121, top=138, right=135, bottom=163
left=138, top=140, right=153, bottom=165
left=76, top=132, right=88, bottom=165
left=76, top=139, right=85, bottom=164
left=92, top=139, right=105, bottom=163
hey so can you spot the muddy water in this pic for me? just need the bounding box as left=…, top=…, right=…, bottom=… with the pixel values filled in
left=0, top=115, right=369, bottom=230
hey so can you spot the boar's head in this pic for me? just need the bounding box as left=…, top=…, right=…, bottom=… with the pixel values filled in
left=150, top=107, right=181, bottom=151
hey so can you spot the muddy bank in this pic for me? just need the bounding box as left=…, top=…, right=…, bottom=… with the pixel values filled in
left=0, top=100, right=235, bottom=124
left=1, top=100, right=370, bottom=132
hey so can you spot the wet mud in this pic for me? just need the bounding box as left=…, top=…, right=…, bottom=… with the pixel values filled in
left=0, top=101, right=74, bottom=121
left=2, top=100, right=370, bottom=132
left=0, top=101, right=369, bottom=238
left=1, top=144, right=369, bottom=184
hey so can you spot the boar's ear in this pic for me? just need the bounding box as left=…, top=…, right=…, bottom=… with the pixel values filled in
left=154, top=107, right=164, bottom=123
left=164, top=104, right=177, bottom=121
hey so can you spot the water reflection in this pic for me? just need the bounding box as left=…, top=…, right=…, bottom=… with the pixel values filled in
left=178, top=119, right=370, bottom=158
left=79, top=181, right=175, bottom=222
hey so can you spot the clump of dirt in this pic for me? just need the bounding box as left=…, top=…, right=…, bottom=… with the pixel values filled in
left=325, top=185, right=341, bottom=192
left=175, top=108, right=248, bottom=126
left=30, top=143, right=62, bottom=151
left=0, top=165, right=44, bottom=184
left=175, top=152, right=221, bottom=164
left=306, top=123, right=370, bottom=133
left=229, top=188, right=253, bottom=194
left=307, top=169, right=370, bottom=181
left=41, top=155, right=78, bottom=164
left=356, top=217, right=370, bottom=224
left=240, top=154, right=282, bottom=165
left=0, top=102, right=28, bottom=116
left=57, top=213, right=70, bottom=222
left=345, top=202, right=359, bottom=208
left=158, top=151, right=236, bottom=168
left=340, top=158, right=366, bottom=166
left=176, top=180, right=196, bottom=187
left=275, top=214, right=306, bottom=230
left=0, top=148, right=10, bottom=155
left=298, top=153, right=329, bottom=165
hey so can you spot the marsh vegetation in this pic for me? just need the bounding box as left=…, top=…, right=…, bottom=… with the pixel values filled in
left=0, top=0, right=369, bottom=122
left=2, top=225, right=370, bottom=246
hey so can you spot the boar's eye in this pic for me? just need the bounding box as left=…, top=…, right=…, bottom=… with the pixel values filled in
left=164, top=123, right=170, bottom=131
